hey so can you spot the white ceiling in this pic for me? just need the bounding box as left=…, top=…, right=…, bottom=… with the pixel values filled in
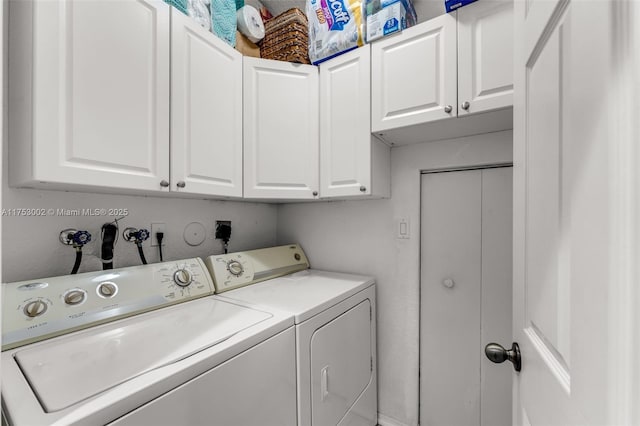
left=258, top=0, right=447, bottom=23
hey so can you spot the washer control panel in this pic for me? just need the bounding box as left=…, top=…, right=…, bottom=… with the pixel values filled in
left=204, top=244, right=309, bottom=293
left=1, top=258, right=215, bottom=350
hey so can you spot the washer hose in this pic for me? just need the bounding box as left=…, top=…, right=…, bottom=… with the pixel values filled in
left=101, top=223, right=118, bottom=270
left=137, top=243, right=147, bottom=265
left=71, top=249, right=82, bottom=274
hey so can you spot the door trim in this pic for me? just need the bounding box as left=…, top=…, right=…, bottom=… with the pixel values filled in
left=421, top=163, right=513, bottom=175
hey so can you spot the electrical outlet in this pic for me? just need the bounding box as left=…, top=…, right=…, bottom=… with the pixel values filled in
left=151, top=223, right=166, bottom=246
left=215, top=221, right=231, bottom=239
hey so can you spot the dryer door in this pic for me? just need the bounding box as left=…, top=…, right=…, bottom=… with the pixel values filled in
left=310, top=299, right=373, bottom=426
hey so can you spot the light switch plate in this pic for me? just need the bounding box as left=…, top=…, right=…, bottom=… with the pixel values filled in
left=397, top=218, right=410, bottom=239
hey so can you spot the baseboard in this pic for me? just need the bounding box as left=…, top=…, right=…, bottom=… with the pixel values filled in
left=377, top=413, right=412, bottom=426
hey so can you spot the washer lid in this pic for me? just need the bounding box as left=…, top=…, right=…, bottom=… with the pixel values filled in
left=14, top=298, right=271, bottom=413
left=217, top=270, right=375, bottom=323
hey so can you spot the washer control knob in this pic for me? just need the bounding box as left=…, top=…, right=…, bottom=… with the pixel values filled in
left=227, top=260, right=244, bottom=276
left=98, top=282, right=118, bottom=298
left=64, top=289, right=86, bottom=305
left=173, top=269, right=193, bottom=287
left=24, top=300, right=47, bottom=318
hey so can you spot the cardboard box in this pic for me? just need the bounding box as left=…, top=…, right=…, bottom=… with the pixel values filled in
left=365, top=0, right=417, bottom=43
left=235, top=31, right=260, bottom=58
left=444, top=0, right=478, bottom=13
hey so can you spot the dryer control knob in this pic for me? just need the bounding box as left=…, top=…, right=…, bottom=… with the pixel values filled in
left=24, top=300, right=47, bottom=318
left=173, top=269, right=193, bottom=287
left=64, top=289, right=86, bottom=305
left=98, top=282, right=118, bottom=298
left=227, top=260, right=244, bottom=277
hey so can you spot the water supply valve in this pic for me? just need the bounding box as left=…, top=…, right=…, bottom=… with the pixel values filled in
left=59, top=229, right=92, bottom=249
left=59, top=228, right=92, bottom=274
left=123, top=227, right=150, bottom=244
left=124, top=227, right=150, bottom=265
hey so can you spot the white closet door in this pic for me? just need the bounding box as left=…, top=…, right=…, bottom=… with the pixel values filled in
left=171, top=8, right=243, bottom=197
left=420, top=167, right=512, bottom=426
left=480, top=167, right=513, bottom=426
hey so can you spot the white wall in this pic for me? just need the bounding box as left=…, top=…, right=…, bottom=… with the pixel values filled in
left=277, top=130, right=513, bottom=426
left=2, top=187, right=278, bottom=282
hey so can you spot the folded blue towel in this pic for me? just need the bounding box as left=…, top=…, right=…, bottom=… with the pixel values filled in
left=211, top=0, right=237, bottom=46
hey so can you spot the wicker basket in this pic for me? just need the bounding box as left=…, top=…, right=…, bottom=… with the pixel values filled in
left=260, top=8, right=310, bottom=64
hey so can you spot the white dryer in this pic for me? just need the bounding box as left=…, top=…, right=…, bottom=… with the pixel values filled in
left=205, top=245, right=377, bottom=426
left=1, top=258, right=296, bottom=426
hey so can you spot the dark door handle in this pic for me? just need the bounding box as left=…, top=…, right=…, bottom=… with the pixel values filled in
left=485, top=342, right=521, bottom=372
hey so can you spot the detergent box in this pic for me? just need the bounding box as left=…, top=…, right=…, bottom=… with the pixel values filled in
left=365, top=0, right=417, bottom=42
left=444, top=0, right=478, bottom=13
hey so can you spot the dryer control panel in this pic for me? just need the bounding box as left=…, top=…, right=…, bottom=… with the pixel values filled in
left=205, top=244, right=310, bottom=293
left=1, top=258, right=215, bottom=350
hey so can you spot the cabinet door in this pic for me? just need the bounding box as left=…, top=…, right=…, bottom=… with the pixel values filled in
left=243, top=58, right=319, bottom=199
left=171, top=8, right=243, bottom=197
left=319, top=46, right=371, bottom=198
left=15, top=0, right=170, bottom=191
left=457, top=0, right=514, bottom=115
left=371, top=14, right=457, bottom=133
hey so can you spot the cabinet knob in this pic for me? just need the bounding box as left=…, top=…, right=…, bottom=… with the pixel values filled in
left=360, top=186, right=367, bottom=192
left=444, top=105, right=453, bottom=114
left=176, top=181, right=186, bottom=188
left=461, top=101, right=470, bottom=111
left=312, top=191, right=318, bottom=197
left=160, top=180, right=170, bottom=188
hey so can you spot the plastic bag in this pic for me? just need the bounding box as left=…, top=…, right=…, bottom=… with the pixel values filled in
left=307, top=0, right=365, bottom=65
left=187, top=0, right=212, bottom=31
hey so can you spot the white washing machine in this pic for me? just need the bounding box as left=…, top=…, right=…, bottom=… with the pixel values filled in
left=1, top=258, right=296, bottom=426
left=205, top=245, right=377, bottom=426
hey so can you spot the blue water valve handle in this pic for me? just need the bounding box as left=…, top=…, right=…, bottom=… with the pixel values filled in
left=136, top=229, right=150, bottom=242
left=72, top=230, right=92, bottom=246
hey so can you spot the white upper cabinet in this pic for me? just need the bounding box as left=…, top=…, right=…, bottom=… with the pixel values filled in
left=371, top=14, right=457, bottom=133
left=320, top=46, right=389, bottom=199
left=171, top=8, right=243, bottom=197
left=457, top=0, right=514, bottom=115
left=9, top=0, right=171, bottom=192
left=243, top=58, right=319, bottom=200
left=370, top=5, right=514, bottom=145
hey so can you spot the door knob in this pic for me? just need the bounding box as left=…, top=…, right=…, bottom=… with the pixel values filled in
left=485, top=342, right=521, bottom=372
left=444, top=105, right=453, bottom=113
left=461, top=101, right=470, bottom=110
